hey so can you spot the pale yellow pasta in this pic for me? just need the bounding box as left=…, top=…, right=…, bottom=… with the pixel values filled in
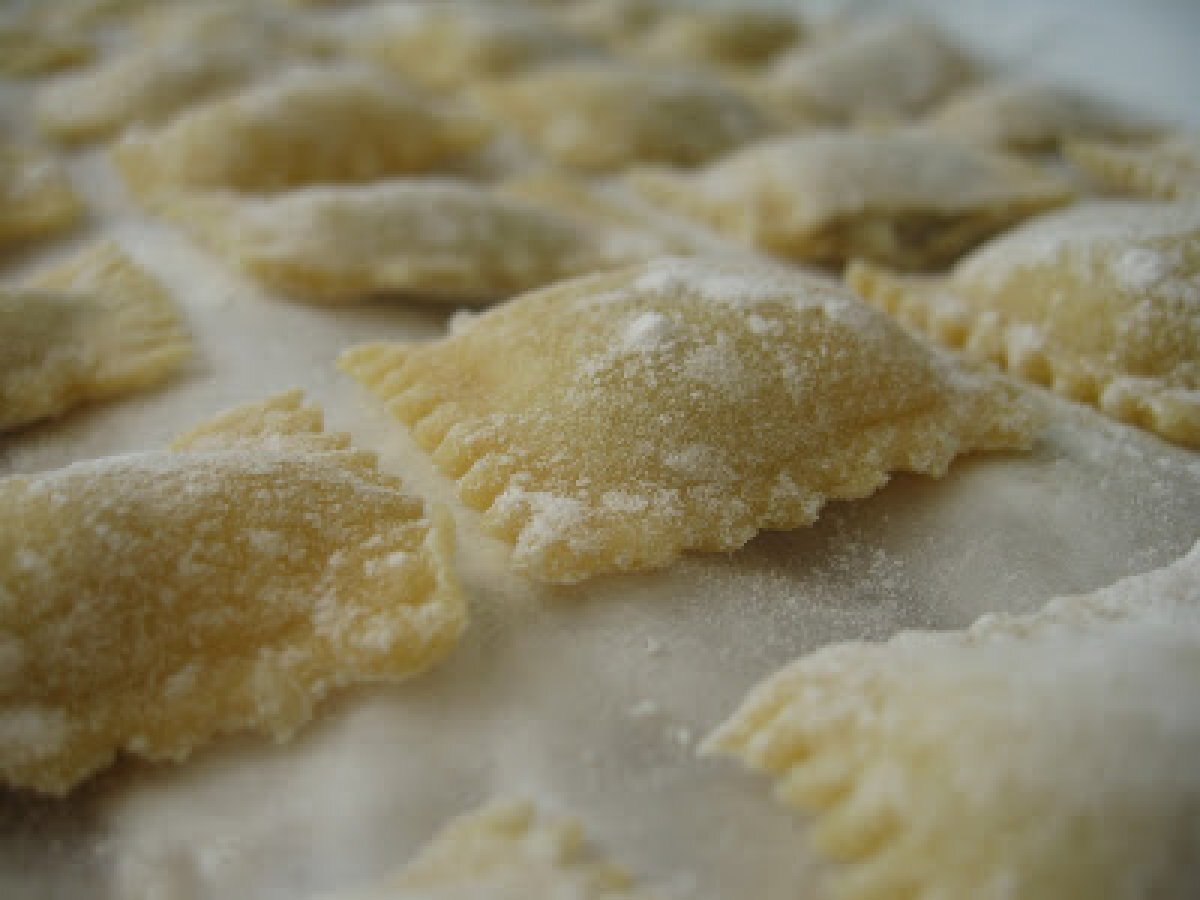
left=340, top=256, right=1038, bottom=583
left=114, top=65, right=494, bottom=196
left=132, top=1, right=326, bottom=45
left=706, top=541, right=1200, bottom=900
left=759, top=15, right=974, bottom=125
left=0, top=143, right=83, bottom=247
left=1, top=241, right=191, bottom=432
left=346, top=3, right=602, bottom=91
left=36, top=30, right=324, bottom=144
left=561, top=0, right=803, bottom=69
left=0, top=17, right=93, bottom=76
left=156, top=179, right=683, bottom=304
left=0, top=391, right=465, bottom=795
left=1067, top=133, right=1200, bottom=200
left=924, top=78, right=1163, bottom=153
left=33, top=0, right=158, bottom=30
left=327, top=799, right=655, bottom=899
left=628, top=130, right=1073, bottom=269
left=849, top=200, right=1200, bottom=447
left=497, top=170, right=740, bottom=256
left=471, top=62, right=772, bottom=173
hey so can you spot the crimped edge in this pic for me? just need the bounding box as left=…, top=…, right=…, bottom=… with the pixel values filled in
left=0, top=148, right=85, bottom=244
left=627, top=166, right=1071, bottom=269
left=848, top=259, right=1200, bottom=448
left=1, top=390, right=465, bottom=795
left=36, top=241, right=193, bottom=397
left=1065, top=138, right=1197, bottom=201
left=340, top=337, right=1038, bottom=583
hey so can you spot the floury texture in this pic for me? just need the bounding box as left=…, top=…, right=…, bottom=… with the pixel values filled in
left=342, top=257, right=1038, bottom=582
left=708, top=542, right=1200, bottom=900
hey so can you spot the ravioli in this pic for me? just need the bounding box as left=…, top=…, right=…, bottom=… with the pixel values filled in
left=34, top=0, right=158, bottom=29
left=340, top=257, right=1037, bottom=583
left=346, top=3, right=602, bottom=91
left=114, top=65, right=493, bottom=196
left=471, top=62, right=771, bottom=173
left=0, top=143, right=84, bottom=247
left=759, top=15, right=974, bottom=125
left=497, top=170, right=738, bottom=256
left=561, top=0, right=803, bottom=69
left=131, top=1, right=325, bottom=45
left=848, top=201, right=1200, bottom=447
left=628, top=130, right=1073, bottom=269
left=924, top=78, right=1163, bottom=153
left=155, top=179, right=681, bottom=304
left=36, top=32, right=318, bottom=143
left=1, top=241, right=191, bottom=432
left=0, top=18, right=93, bottom=76
left=0, top=391, right=465, bottom=795
left=1067, top=133, right=1200, bottom=201
left=705, top=541, right=1200, bottom=900
left=328, top=799, right=654, bottom=899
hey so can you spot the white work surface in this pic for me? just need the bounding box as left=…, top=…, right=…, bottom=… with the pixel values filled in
left=2, top=2, right=1198, bottom=898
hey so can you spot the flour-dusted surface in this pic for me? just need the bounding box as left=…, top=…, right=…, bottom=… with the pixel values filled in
left=34, top=29, right=328, bottom=144
left=923, top=77, right=1164, bottom=152
left=1068, top=133, right=1200, bottom=201
left=0, top=393, right=464, bottom=795
left=849, top=200, right=1200, bottom=447
left=759, top=15, right=975, bottom=124
left=0, top=141, right=82, bottom=245
left=327, top=798, right=658, bottom=899
left=627, top=129, right=1073, bottom=268
left=113, top=64, right=494, bottom=196
left=1, top=2, right=1199, bottom=899
left=0, top=242, right=191, bottom=431
left=341, top=256, right=1037, bottom=582
left=154, top=179, right=682, bottom=304
left=342, top=2, right=603, bottom=91
left=706, top=543, right=1200, bottom=899
left=469, top=60, right=772, bottom=174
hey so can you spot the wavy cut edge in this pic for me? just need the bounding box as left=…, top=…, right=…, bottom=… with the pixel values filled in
left=340, top=318, right=1038, bottom=583
left=848, top=260, right=1200, bottom=448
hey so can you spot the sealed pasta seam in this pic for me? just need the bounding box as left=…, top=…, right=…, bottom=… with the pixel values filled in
left=77, top=247, right=193, bottom=393
left=0, top=147, right=85, bottom=244
left=1065, top=138, right=1197, bottom=201
left=849, top=259, right=1200, bottom=447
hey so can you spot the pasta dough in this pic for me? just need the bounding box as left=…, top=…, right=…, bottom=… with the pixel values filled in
left=346, top=3, right=602, bottom=91
left=705, top=541, right=1200, bottom=900
left=471, top=62, right=772, bottom=173
left=628, top=130, right=1073, bottom=269
left=1, top=241, right=191, bottom=432
left=0, top=391, right=465, bottom=795
left=132, top=1, right=324, bottom=45
left=155, top=179, right=684, bottom=304
left=497, top=170, right=739, bottom=256
left=560, top=0, right=803, bottom=69
left=340, top=256, right=1038, bottom=583
left=924, top=78, right=1163, bottom=153
left=114, top=65, right=493, bottom=195
left=33, top=0, right=158, bottom=30
left=1067, top=133, right=1200, bottom=200
left=0, top=143, right=83, bottom=246
left=848, top=200, right=1200, bottom=447
left=36, top=31, right=323, bottom=143
left=0, top=17, right=93, bottom=76
left=327, top=799, right=654, bottom=899
left=759, top=16, right=974, bottom=125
